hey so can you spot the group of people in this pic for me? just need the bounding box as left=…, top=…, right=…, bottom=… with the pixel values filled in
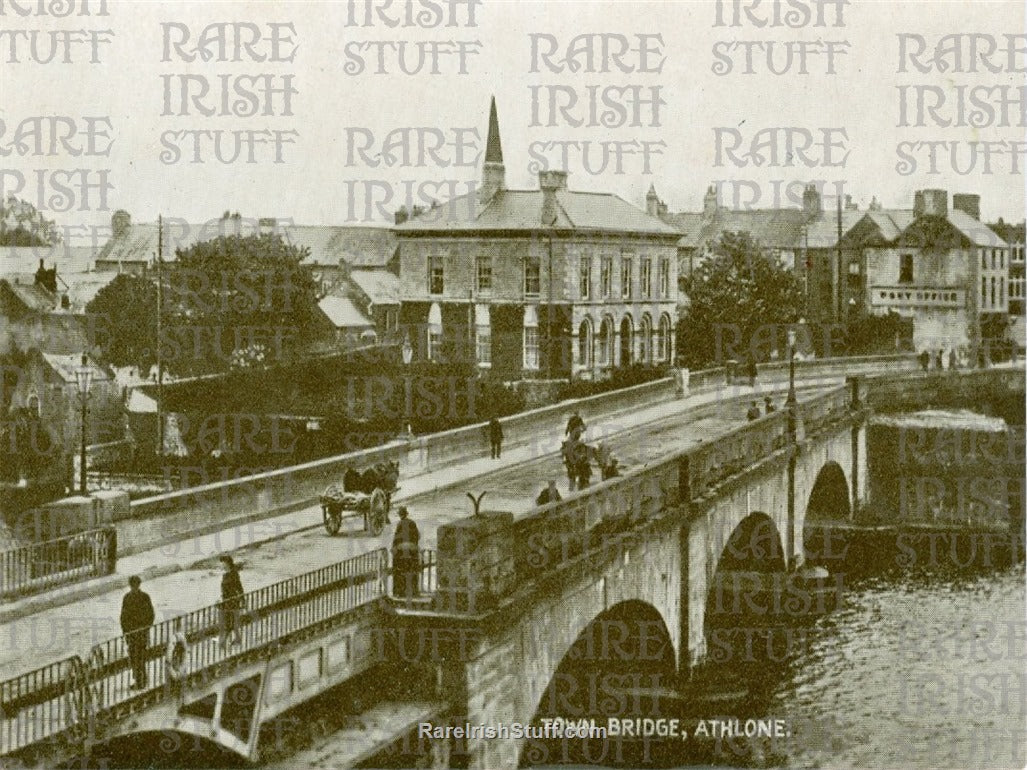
left=747, top=397, right=776, bottom=421
left=119, top=554, right=245, bottom=692
left=919, top=349, right=959, bottom=372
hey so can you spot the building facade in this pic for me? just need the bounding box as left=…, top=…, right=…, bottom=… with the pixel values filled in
left=397, top=99, right=680, bottom=381
left=987, top=219, right=1025, bottom=353
left=842, top=190, right=1008, bottom=359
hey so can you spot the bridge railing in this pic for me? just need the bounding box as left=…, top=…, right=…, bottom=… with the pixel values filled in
left=0, top=549, right=388, bottom=757
left=429, top=385, right=855, bottom=615
left=798, top=385, right=857, bottom=436
left=0, top=528, right=117, bottom=600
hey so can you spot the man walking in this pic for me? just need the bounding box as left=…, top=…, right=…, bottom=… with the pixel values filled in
left=120, top=575, right=155, bottom=690
left=565, top=411, right=585, bottom=439
left=219, top=555, right=245, bottom=650
left=746, top=353, right=758, bottom=387
left=488, top=416, right=503, bottom=459
left=391, top=507, right=420, bottom=598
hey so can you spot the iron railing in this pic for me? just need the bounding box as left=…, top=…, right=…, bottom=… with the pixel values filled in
left=0, top=549, right=387, bottom=757
left=0, top=528, right=117, bottom=600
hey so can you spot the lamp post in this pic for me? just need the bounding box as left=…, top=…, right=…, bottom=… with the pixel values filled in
left=786, top=318, right=805, bottom=439
left=74, top=354, right=93, bottom=496
left=401, top=335, right=413, bottom=436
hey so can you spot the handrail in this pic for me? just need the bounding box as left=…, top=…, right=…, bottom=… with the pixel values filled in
left=0, top=528, right=117, bottom=600
left=0, top=548, right=388, bottom=756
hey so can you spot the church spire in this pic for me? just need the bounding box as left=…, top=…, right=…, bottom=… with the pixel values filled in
left=479, top=96, right=505, bottom=204
left=485, top=96, right=503, bottom=164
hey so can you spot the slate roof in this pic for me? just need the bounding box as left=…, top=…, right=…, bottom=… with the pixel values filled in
left=318, top=295, right=374, bottom=329
left=666, top=209, right=809, bottom=250
left=40, top=353, right=110, bottom=384
left=397, top=188, right=679, bottom=236
left=1, top=245, right=97, bottom=276
left=1, top=278, right=57, bottom=312
left=948, top=210, right=1007, bottom=247
left=349, top=269, right=400, bottom=305
left=988, top=220, right=1026, bottom=244
left=96, top=220, right=398, bottom=269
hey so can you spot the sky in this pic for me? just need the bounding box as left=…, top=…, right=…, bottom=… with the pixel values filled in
left=1, top=0, right=1025, bottom=245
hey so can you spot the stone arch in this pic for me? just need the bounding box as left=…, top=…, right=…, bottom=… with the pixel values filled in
left=619, top=314, right=634, bottom=367
left=803, top=461, right=850, bottom=567
left=519, top=600, right=677, bottom=768
left=704, top=512, right=786, bottom=654
left=577, top=316, right=594, bottom=370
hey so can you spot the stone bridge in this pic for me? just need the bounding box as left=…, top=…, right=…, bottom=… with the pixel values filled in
left=1, top=367, right=1022, bottom=769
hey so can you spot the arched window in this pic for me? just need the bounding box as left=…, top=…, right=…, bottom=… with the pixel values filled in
left=619, top=315, right=633, bottom=367
left=523, top=305, right=540, bottom=370
left=475, top=304, right=491, bottom=367
left=639, top=314, right=653, bottom=364
left=578, top=317, right=593, bottom=368
left=598, top=316, right=615, bottom=367
left=658, top=314, right=672, bottom=363
left=427, top=303, right=442, bottom=362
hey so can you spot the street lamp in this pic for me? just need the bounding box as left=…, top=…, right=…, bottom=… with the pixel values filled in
left=786, top=319, right=805, bottom=438
left=74, top=354, right=92, bottom=496
left=401, top=335, right=413, bottom=436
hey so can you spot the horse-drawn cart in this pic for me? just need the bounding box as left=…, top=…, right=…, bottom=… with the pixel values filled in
left=319, top=461, right=400, bottom=536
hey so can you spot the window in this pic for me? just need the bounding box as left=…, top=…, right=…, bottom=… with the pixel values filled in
left=427, top=303, right=442, bottom=362
left=1000, top=250, right=1005, bottom=270
left=990, top=276, right=996, bottom=306
left=982, top=276, right=987, bottom=305
left=621, top=257, right=633, bottom=299
left=991, top=249, right=997, bottom=269
left=658, top=259, right=670, bottom=297
left=640, top=258, right=652, bottom=298
left=579, top=258, right=591, bottom=300
left=578, top=318, right=593, bottom=367
left=385, top=308, right=398, bottom=332
left=598, top=317, right=613, bottom=366
left=475, top=256, right=492, bottom=293
left=658, top=314, right=672, bottom=362
left=981, top=249, right=987, bottom=269
left=523, top=306, right=539, bottom=370
left=428, top=254, right=444, bottom=295
left=600, top=257, right=612, bottom=298
left=524, top=256, right=541, bottom=297
left=639, top=314, right=652, bottom=363
left=899, top=254, right=913, bottom=283
left=475, top=304, right=491, bottom=367
left=999, top=277, right=1005, bottom=305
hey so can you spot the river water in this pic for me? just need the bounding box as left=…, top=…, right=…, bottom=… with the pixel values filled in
left=752, top=566, right=1026, bottom=770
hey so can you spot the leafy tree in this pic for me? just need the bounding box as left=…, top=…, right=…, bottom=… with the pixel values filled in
left=86, top=233, right=325, bottom=376
left=162, top=233, right=325, bottom=375
left=86, top=273, right=159, bottom=371
left=0, top=196, right=60, bottom=246
left=676, top=231, right=805, bottom=369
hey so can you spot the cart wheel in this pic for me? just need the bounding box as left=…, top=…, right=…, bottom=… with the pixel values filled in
left=368, top=488, right=387, bottom=536
left=323, top=504, right=342, bottom=536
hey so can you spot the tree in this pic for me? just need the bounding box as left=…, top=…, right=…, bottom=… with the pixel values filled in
left=162, top=233, right=324, bottom=375
left=0, top=196, right=60, bottom=246
left=86, top=273, right=160, bottom=371
left=676, top=231, right=805, bottom=369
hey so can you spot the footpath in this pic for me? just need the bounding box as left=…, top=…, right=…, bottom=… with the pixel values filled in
left=0, top=374, right=846, bottom=681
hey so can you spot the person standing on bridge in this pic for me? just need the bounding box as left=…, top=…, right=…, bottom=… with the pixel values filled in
left=746, top=352, right=758, bottom=387
left=219, top=555, right=245, bottom=650
left=488, top=416, right=503, bottom=459
left=565, top=411, right=585, bottom=440
left=392, top=507, right=421, bottom=598
left=120, top=575, right=155, bottom=690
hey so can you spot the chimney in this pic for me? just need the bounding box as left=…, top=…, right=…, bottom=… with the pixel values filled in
left=478, top=96, right=505, bottom=205
left=913, top=191, right=925, bottom=218
left=646, top=184, right=660, bottom=217
left=844, top=194, right=858, bottom=211
left=395, top=205, right=409, bottom=225
left=539, top=170, right=568, bottom=226
left=869, top=195, right=881, bottom=212
left=34, top=259, right=57, bottom=295
left=703, top=185, right=719, bottom=217
left=952, top=193, right=981, bottom=220
left=802, top=183, right=822, bottom=218
left=917, top=189, right=948, bottom=218
left=657, top=201, right=668, bottom=216
left=111, top=210, right=131, bottom=239
left=258, top=217, right=277, bottom=235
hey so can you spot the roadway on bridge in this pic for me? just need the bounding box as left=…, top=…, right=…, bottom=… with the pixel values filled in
left=0, top=379, right=838, bottom=684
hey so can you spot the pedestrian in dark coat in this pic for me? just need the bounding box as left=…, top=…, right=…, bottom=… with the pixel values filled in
left=488, top=417, right=503, bottom=459
left=919, top=350, right=930, bottom=371
left=219, top=555, right=245, bottom=649
left=536, top=480, right=563, bottom=506
left=935, top=350, right=944, bottom=370
left=565, top=411, right=585, bottom=439
left=391, top=507, right=421, bottom=598
left=120, top=575, right=155, bottom=689
left=746, top=353, right=758, bottom=387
